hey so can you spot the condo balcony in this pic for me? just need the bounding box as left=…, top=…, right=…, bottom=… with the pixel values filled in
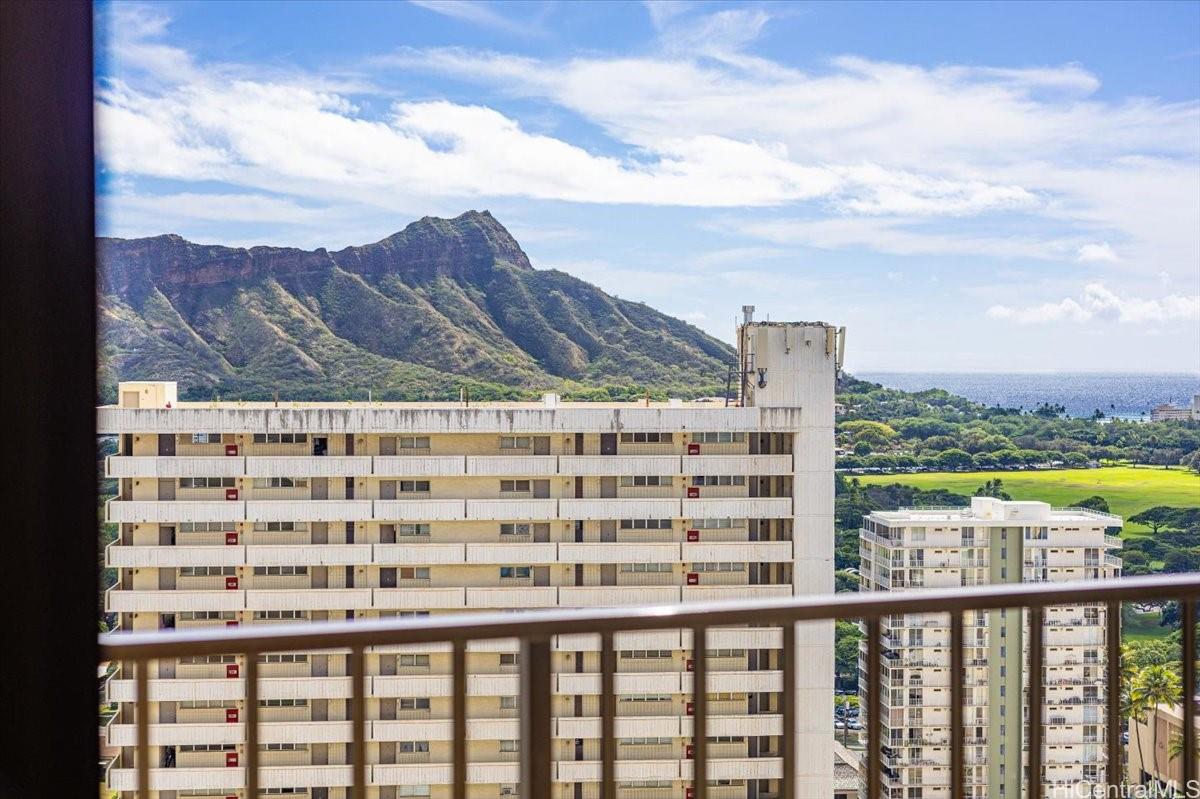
left=97, top=574, right=1200, bottom=799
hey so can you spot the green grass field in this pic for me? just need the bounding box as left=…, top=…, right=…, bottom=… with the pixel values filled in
left=1123, top=609, right=1170, bottom=641
left=857, top=466, right=1199, bottom=535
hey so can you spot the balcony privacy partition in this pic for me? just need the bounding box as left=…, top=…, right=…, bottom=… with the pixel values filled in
left=100, top=574, right=1200, bottom=799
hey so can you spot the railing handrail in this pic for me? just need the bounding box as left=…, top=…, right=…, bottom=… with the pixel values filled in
left=100, top=573, right=1200, bottom=659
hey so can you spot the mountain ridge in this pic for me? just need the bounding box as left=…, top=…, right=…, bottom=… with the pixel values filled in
left=98, top=211, right=735, bottom=402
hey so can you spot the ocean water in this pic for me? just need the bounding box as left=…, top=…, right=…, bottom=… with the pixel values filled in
left=856, top=372, right=1200, bottom=419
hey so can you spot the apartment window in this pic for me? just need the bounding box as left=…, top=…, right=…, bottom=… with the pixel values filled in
left=621, top=737, right=672, bottom=746
left=621, top=563, right=671, bottom=572
left=179, top=744, right=236, bottom=752
left=179, top=477, right=235, bottom=489
left=620, top=650, right=672, bottom=659
left=261, top=743, right=308, bottom=751
left=399, top=654, right=430, bottom=668
left=179, top=566, right=236, bottom=577
left=500, top=523, right=531, bottom=536
left=620, top=475, right=672, bottom=487
left=399, top=523, right=430, bottom=537
left=500, top=653, right=520, bottom=666
left=691, top=475, right=745, bottom=487
left=910, top=528, right=926, bottom=542
left=399, top=480, right=431, bottom=493
left=500, top=566, right=531, bottom=579
left=399, top=741, right=430, bottom=753
left=707, top=649, right=745, bottom=658
left=693, top=432, right=745, bottom=443
left=252, top=477, right=308, bottom=489
left=499, top=740, right=520, bottom=753
left=500, top=436, right=531, bottom=449
left=258, top=699, right=307, bottom=708
left=399, top=436, right=430, bottom=449
left=180, top=521, right=237, bottom=532
left=400, top=698, right=431, bottom=710
left=500, top=479, right=531, bottom=493
left=252, top=433, right=308, bottom=444
left=179, top=654, right=236, bottom=664
left=257, top=653, right=308, bottom=663
left=693, top=518, right=743, bottom=529
left=179, top=700, right=235, bottom=709
left=397, top=611, right=430, bottom=618
left=620, top=432, right=673, bottom=443
left=619, top=518, right=672, bottom=529
left=621, top=694, right=672, bottom=703
left=252, top=566, right=308, bottom=576
left=253, top=521, right=309, bottom=532
left=253, top=610, right=309, bottom=620
left=264, top=791, right=305, bottom=796
left=400, top=567, right=430, bottom=580
left=399, top=788, right=432, bottom=798
left=708, top=736, right=745, bottom=744
left=179, top=611, right=236, bottom=621
left=499, top=696, right=518, bottom=709
left=190, top=433, right=222, bottom=444
left=692, top=562, right=745, bottom=572
left=621, top=783, right=672, bottom=790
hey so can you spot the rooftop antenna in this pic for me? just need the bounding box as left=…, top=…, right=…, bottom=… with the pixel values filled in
left=273, top=390, right=279, bottom=407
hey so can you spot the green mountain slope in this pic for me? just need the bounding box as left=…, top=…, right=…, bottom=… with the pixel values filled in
left=98, top=211, right=735, bottom=401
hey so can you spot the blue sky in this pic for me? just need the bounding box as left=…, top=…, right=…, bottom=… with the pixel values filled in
left=94, top=0, right=1200, bottom=372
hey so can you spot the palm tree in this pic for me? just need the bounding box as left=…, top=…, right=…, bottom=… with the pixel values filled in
left=1130, top=665, right=1182, bottom=787
left=1168, top=731, right=1183, bottom=764
left=1120, top=645, right=1144, bottom=785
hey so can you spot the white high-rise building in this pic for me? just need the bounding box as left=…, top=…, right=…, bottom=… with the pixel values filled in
left=858, top=498, right=1123, bottom=799
left=99, top=314, right=843, bottom=799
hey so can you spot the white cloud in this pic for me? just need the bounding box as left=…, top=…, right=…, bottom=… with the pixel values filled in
left=643, top=1, right=690, bottom=30
left=1076, top=242, right=1119, bottom=263
left=407, top=1, right=531, bottom=35
left=726, top=215, right=1082, bottom=260
left=986, top=283, right=1200, bottom=324
left=388, top=38, right=1198, bottom=269
left=97, top=4, right=1200, bottom=284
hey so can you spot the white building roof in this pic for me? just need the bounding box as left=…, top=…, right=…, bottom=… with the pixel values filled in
left=867, top=497, right=1121, bottom=526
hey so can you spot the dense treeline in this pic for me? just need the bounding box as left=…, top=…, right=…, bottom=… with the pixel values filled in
left=835, top=375, right=1200, bottom=472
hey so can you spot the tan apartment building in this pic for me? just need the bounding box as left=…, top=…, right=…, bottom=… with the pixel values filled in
left=99, top=316, right=844, bottom=799
left=858, top=498, right=1123, bottom=799
left=1128, top=701, right=1200, bottom=795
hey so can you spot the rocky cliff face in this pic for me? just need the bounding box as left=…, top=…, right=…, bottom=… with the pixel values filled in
left=98, top=211, right=734, bottom=401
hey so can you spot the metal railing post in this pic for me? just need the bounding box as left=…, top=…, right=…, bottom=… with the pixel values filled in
left=245, top=651, right=259, bottom=799
left=950, top=612, right=964, bottom=799
left=693, top=625, right=708, bottom=799
left=135, top=658, right=149, bottom=799
left=350, top=645, right=366, bottom=799
left=866, top=618, right=881, bottom=799
left=1028, top=606, right=1044, bottom=799
left=1105, top=600, right=1122, bottom=789
left=452, top=639, right=467, bottom=799
left=600, top=631, right=615, bottom=799
left=782, top=621, right=796, bottom=799
left=520, top=636, right=552, bottom=799
left=1183, top=599, right=1196, bottom=792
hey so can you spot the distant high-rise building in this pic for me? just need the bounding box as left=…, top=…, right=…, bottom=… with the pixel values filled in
left=858, top=498, right=1123, bottom=799
left=99, top=314, right=844, bottom=799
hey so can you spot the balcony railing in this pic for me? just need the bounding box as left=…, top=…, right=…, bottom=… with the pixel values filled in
left=99, top=574, right=1200, bottom=799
